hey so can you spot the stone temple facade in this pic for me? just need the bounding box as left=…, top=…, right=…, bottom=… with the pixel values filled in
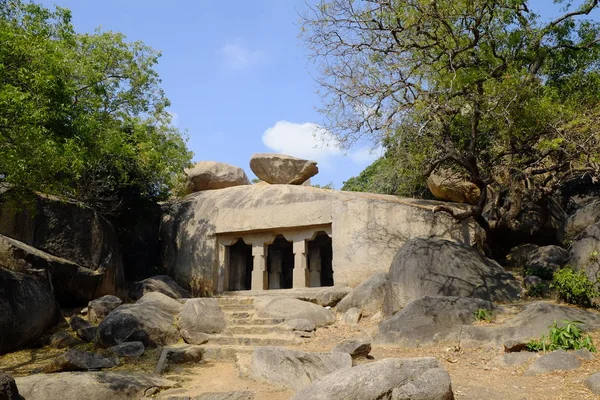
left=160, top=184, right=475, bottom=296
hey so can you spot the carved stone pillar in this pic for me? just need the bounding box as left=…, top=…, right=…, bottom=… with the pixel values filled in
left=251, top=245, right=266, bottom=291
left=308, top=245, right=322, bottom=287
left=293, top=240, right=308, bottom=288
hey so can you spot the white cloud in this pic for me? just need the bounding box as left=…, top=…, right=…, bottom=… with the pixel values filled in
left=217, top=40, right=265, bottom=69
left=262, top=121, right=380, bottom=167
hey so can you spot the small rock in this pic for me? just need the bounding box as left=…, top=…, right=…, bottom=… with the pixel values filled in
left=69, top=316, right=92, bottom=331
left=282, top=319, right=316, bottom=332
left=585, top=372, right=600, bottom=395
left=523, top=275, right=543, bottom=289
left=154, top=345, right=204, bottom=374
left=46, top=349, right=117, bottom=372
left=340, top=308, right=361, bottom=325
left=573, top=348, right=595, bottom=361
left=80, top=307, right=88, bottom=316
left=109, top=341, right=145, bottom=359
left=76, top=326, right=97, bottom=343
left=490, top=352, right=538, bottom=367
left=0, top=371, right=20, bottom=400
left=332, top=338, right=371, bottom=359
left=49, top=332, right=83, bottom=349
left=504, top=340, right=528, bottom=353
left=88, top=295, right=122, bottom=324
left=525, top=350, right=582, bottom=376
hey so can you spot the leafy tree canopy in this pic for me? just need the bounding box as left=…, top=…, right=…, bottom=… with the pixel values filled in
left=0, top=0, right=192, bottom=216
left=303, top=0, right=600, bottom=253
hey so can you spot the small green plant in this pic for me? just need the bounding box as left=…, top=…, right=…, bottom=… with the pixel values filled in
left=553, top=267, right=599, bottom=307
left=474, top=308, right=493, bottom=323
left=526, top=283, right=550, bottom=298
left=526, top=320, right=596, bottom=352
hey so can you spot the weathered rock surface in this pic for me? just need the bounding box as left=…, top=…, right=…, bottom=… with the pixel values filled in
left=154, top=345, right=204, bottom=374
left=249, top=153, right=318, bottom=185
left=76, top=326, right=97, bottom=343
left=95, top=300, right=180, bottom=348
left=311, top=285, right=351, bottom=307
left=505, top=244, right=540, bottom=269
left=15, top=372, right=176, bottom=400
left=109, top=341, right=145, bottom=359
left=585, top=372, right=600, bottom=395
left=46, top=349, right=117, bottom=372
left=461, top=302, right=600, bottom=346
left=69, top=316, right=92, bottom=331
left=332, top=338, right=371, bottom=359
left=0, top=234, right=102, bottom=306
left=192, top=392, right=255, bottom=400
left=377, top=296, right=495, bottom=347
left=340, top=308, right=361, bottom=325
left=178, top=298, right=226, bottom=344
left=282, top=319, right=315, bottom=332
left=129, top=275, right=191, bottom=300
left=0, top=371, right=20, bottom=400
left=161, top=184, right=474, bottom=295
left=525, top=245, right=568, bottom=274
left=427, top=170, right=481, bottom=205
left=254, top=297, right=335, bottom=327
left=337, top=272, right=388, bottom=315
left=185, top=161, right=250, bottom=193
left=248, top=346, right=351, bottom=390
left=291, top=357, right=454, bottom=400
left=0, top=191, right=124, bottom=298
left=559, top=200, right=600, bottom=243
left=136, top=292, right=183, bottom=316
left=490, top=352, right=538, bottom=368
left=384, top=238, right=520, bottom=315
left=568, top=222, right=600, bottom=282
left=0, top=267, right=61, bottom=354
left=524, top=350, right=582, bottom=376
left=88, top=295, right=122, bottom=324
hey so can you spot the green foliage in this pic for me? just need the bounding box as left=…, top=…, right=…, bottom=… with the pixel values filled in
left=526, top=320, right=596, bottom=352
left=553, top=267, right=599, bottom=307
left=0, top=0, right=192, bottom=216
left=312, top=182, right=335, bottom=189
left=525, top=283, right=550, bottom=298
left=474, top=308, right=493, bottom=323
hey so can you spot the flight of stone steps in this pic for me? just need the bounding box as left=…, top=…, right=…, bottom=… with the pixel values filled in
left=200, top=296, right=307, bottom=362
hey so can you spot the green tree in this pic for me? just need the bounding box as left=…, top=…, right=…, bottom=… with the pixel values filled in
left=303, top=0, right=600, bottom=256
left=0, top=0, right=192, bottom=216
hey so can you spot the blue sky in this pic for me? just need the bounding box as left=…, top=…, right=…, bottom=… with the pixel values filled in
left=37, top=0, right=598, bottom=188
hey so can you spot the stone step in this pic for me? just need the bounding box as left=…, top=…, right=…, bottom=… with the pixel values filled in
left=224, top=311, right=254, bottom=319
left=217, top=297, right=254, bottom=306
left=206, top=334, right=298, bottom=347
left=229, top=317, right=285, bottom=326
left=219, top=304, right=254, bottom=312
left=225, top=325, right=290, bottom=335
left=200, top=345, right=253, bottom=362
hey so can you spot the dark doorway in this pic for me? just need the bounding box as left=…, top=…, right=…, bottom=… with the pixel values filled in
left=227, top=239, right=253, bottom=291
left=267, top=235, right=294, bottom=289
left=307, top=232, right=333, bottom=287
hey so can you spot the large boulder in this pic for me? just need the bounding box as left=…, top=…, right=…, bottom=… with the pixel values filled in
left=376, top=296, right=495, bottom=347
left=0, top=371, right=20, bottom=400
left=461, top=302, right=600, bottom=346
left=291, top=358, right=454, bottom=400
left=185, top=161, right=250, bottom=193
left=254, top=297, right=335, bottom=327
left=427, top=170, right=480, bottom=205
left=248, top=346, right=351, bottom=390
left=249, top=153, right=318, bottom=185
left=88, top=295, right=123, bottom=324
left=178, top=298, right=226, bottom=344
left=128, top=275, right=191, bottom=301
left=135, top=292, right=183, bottom=316
left=95, top=300, right=180, bottom=348
left=0, top=267, right=61, bottom=354
left=0, top=234, right=103, bottom=306
left=384, top=238, right=521, bottom=315
left=520, top=245, right=567, bottom=276
left=336, top=272, right=388, bottom=315
left=524, top=350, right=582, bottom=376
left=567, top=222, right=600, bottom=283
left=559, top=200, right=600, bottom=243
left=14, top=372, right=176, bottom=400
left=0, top=192, right=124, bottom=298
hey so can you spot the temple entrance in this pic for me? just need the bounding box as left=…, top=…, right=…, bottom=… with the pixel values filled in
left=227, top=239, right=253, bottom=291
left=307, top=232, right=333, bottom=287
left=267, top=235, right=294, bottom=289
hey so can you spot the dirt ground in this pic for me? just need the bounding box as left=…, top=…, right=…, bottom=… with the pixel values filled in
left=2, top=314, right=600, bottom=399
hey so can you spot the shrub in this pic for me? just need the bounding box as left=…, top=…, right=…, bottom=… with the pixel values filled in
left=526, top=320, right=596, bottom=352
left=473, top=308, right=493, bottom=323
left=526, top=283, right=550, bottom=299
left=553, top=268, right=599, bottom=307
